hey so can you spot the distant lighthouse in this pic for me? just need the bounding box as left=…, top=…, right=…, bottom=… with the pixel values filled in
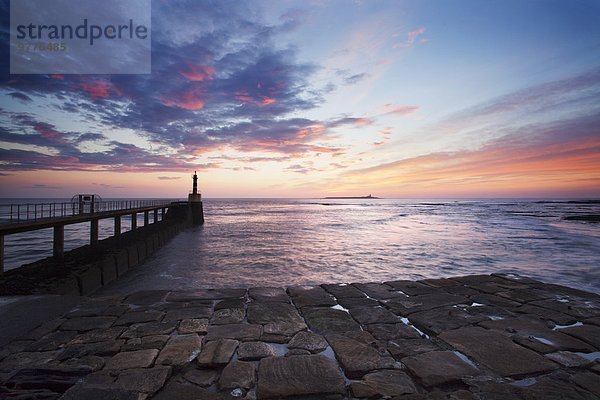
left=188, top=171, right=201, bottom=201
left=188, top=171, right=204, bottom=224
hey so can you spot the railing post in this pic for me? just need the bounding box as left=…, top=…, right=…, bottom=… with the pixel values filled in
left=0, top=234, right=4, bottom=275
left=131, top=213, right=137, bottom=230
left=161, top=208, right=165, bottom=220
left=115, top=215, right=121, bottom=237
left=144, top=211, right=149, bottom=226
left=90, top=219, right=99, bottom=246
left=53, top=224, right=64, bottom=260
left=154, top=209, right=158, bottom=224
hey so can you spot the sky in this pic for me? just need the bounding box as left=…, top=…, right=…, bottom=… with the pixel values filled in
left=0, top=0, right=599, bottom=198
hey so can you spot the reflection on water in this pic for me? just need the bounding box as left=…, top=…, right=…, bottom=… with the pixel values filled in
left=90, top=199, right=600, bottom=295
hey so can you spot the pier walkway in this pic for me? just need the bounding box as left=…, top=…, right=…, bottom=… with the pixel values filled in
left=1, top=274, right=599, bottom=399
left=0, top=199, right=178, bottom=274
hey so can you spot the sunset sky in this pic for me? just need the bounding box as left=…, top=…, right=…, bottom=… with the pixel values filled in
left=1, top=0, right=599, bottom=198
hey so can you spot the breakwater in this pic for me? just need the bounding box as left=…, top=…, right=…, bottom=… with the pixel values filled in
left=0, top=274, right=599, bottom=399
left=0, top=201, right=203, bottom=296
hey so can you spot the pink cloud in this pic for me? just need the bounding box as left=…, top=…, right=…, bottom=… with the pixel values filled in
left=79, top=80, right=112, bottom=98
left=163, top=89, right=205, bottom=110
left=179, top=65, right=215, bottom=82
left=260, top=97, right=277, bottom=106
left=382, top=104, right=419, bottom=116
left=394, top=27, right=427, bottom=49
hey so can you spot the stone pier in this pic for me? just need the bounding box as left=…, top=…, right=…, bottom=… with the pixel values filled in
left=1, top=274, right=599, bottom=399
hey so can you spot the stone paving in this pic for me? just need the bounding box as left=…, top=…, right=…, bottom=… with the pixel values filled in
left=1, top=273, right=600, bottom=399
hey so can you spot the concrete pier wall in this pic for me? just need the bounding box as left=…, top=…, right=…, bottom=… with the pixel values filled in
left=0, top=201, right=204, bottom=296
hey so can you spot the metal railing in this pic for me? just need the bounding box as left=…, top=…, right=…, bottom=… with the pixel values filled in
left=0, top=199, right=179, bottom=224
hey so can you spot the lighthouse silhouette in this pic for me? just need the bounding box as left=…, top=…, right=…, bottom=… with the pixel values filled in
left=188, top=171, right=204, bottom=225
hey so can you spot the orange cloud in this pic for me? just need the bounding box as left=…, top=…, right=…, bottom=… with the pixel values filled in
left=260, top=97, right=277, bottom=106
left=179, top=65, right=215, bottom=82
left=163, top=89, right=205, bottom=110
left=343, top=122, right=600, bottom=197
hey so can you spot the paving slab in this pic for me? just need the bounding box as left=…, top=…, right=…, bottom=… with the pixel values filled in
left=166, top=289, right=246, bottom=302
left=348, top=306, right=401, bottom=325
left=322, top=283, right=367, bottom=298
left=247, top=302, right=305, bottom=325
left=545, top=351, right=594, bottom=367
left=402, top=350, right=480, bottom=387
left=104, top=349, right=159, bottom=370
left=514, top=303, right=578, bottom=325
left=571, top=371, right=600, bottom=396
left=439, top=326, right=559, bottom=377
left=219, top=360, right=256, bottom=390
left=205, top=324, right=262, bottom=341
left=0, top=295, right=82, bottom=347
left=256, top=355, right=346, bottom=399
left=301, top=307, right=361, bottom=335
left=178, top=318, right=208, bottom=334
left=288, top=286, right=337, bottom=308
left=152, top=381, right=234, bottom=400
left=163, top=307, right=212, bottom=321
left=60, top=316, right=117, bottom=331
left=114, top=366, right=172, bottom=394
left=60, top=384, right=144, bottom=400
left=237, top=341, right=276, bottom=360
left=365, top=322, right=421, bottom=340
left=408, top=306, right=489, bottom=335
left=530, top=298, right=600, bottom=319
left=57, top=340, right=124, bottom=360
left=183, top=369, right=219, bottom=387
left=210, top=308, right=245, bottom=325
left=479, top=317, right=595, bottom=352
left=326, top=331, right=397, bottom=378
left=352, top=282, right=402, bottom=300
left=385, top=280, right=440, bottom=296
left=197, top=339, right=239, bottom=367
left=560, top=324, right=600, bottom=350
left=214, top=298, right=246, bottom=310
left=288, top=331, right=328, bottom=353
left=113, top=310, right=164, bottom=326
left=383, top=293, right=469, bottom=315
left=386, top=338, right=440, bottom=359
left=70, top=327, right=125, bottom=344
left=121, top=321, right=177, bottom=338
left=261, top=320, right=307, bottom=343
left=2, top=275, right=599, bottom=400
left=24, top=331, right=77, bottom=352
left=248, top=287, right=289, bottom=302
left=156, top=334, right=202, bottom=367
left=350, top=369, right=417, bottom=397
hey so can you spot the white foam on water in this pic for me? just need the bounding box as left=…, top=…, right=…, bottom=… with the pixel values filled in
left=574, top=351, right=600, bottom=361
left=532, top=336, right=554, bottom=346
left=511, top=377, right=537, bottom=387
left=400, top=316, right=429, bottom=339
left=553, top=321, right=583, bottom=330
left=453, top=351, right=478, bottom=369
left=330, top=304, right=350, bottom=313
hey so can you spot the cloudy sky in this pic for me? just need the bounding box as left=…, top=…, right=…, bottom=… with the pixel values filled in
left=1, top=0, right=599, bottom=198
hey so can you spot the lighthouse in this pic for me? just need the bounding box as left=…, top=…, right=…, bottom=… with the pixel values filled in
left=188, top=171, right=204, bottom=224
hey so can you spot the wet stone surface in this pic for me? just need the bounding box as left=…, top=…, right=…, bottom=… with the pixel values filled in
left=1, top=274, right=599, bottom=399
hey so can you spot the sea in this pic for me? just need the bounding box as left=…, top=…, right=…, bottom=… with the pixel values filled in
left=1, top=198, right=599, bottom=295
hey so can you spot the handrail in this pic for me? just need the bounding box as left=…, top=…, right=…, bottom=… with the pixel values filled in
left=0, top=199, right=179, bottom=224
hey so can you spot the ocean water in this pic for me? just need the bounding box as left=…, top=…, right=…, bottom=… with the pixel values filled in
left=2, top=199, right=599, bottom=294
